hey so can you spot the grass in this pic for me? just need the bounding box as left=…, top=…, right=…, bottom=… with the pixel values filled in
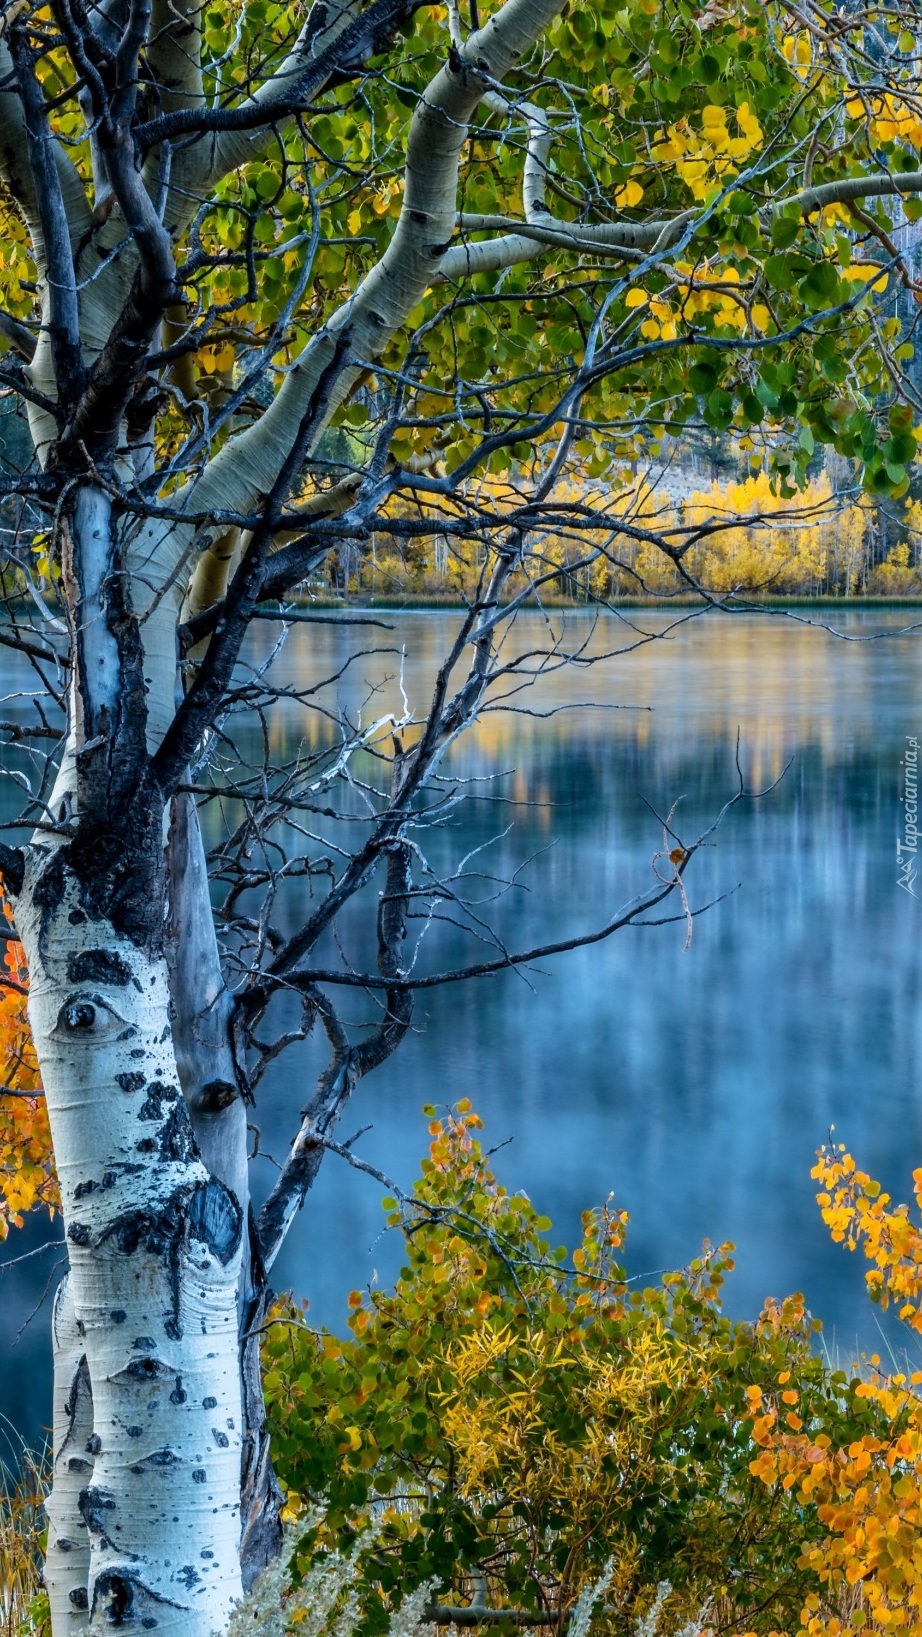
left=0, top=1426, right=49, bottom=1637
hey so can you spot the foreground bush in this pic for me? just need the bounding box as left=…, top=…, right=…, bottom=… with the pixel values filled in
left=10, top=1111, right=922, bottom=1633
left=750, top=1147, right=922, bottom=1637
left=263, top=1108, right=886, bottom=1636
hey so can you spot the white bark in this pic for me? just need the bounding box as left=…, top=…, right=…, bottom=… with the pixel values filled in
left=166, top=792, right=249, bottom=1230
left=45, top=1276, right=93, bottom=1632
left=17, top=853, right=245, bottom=1635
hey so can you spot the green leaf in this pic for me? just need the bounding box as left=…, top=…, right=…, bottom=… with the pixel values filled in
left=798, top=262, right=841, bottom=311
left=764, top=252, right=804, bottom=292
left=704, top=387, right=734, bottom=429
left=770, top=215, right=800, bottom=250
left=755, top=373, right=781, bottom=409
left=740, top=391, right=763, bottom=425
left=688, top=360, right=719, bottom=394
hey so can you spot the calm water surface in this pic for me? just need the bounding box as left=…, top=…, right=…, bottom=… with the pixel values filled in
left=2, top=605, right=922, bottom=1451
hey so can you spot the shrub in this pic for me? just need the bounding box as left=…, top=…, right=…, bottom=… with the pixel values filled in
left=749, top=1146, right=922, bottom=1637
left=263, top=1107, right=883, bottom=1636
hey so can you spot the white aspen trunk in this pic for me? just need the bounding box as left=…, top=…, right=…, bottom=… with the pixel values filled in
left=166, top=795, right=248, bottom=1220
left=17, top=846, right=245, bottom=1635
left=45, top=1275, right=93, bottom=1631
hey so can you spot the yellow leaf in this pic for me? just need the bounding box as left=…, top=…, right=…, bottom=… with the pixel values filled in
left=614, top=179, right=643, bottom=209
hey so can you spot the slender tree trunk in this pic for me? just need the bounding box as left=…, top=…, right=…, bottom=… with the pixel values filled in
left=45, top=1276, right=93, bottom=1631
left=165, top=793, right=282, bottom=1587
left=4, top=473, right=280, bottom=1629
left=18, top=841, right=246, bottom=1634
left=14, top=483, right=281, bottom=1627
left=14, top=480, right=253, bottom=1633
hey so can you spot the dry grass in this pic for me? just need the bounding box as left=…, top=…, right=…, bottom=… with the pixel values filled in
left=0, top=1427, right=49, bottom=1637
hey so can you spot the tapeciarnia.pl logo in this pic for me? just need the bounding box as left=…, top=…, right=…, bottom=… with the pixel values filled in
left=898, top=736, right=919, bottom=896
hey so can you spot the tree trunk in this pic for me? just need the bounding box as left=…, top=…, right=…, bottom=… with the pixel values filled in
left=45, top=1276, right=93, bottom=1630
left=165, top=792, right=283, bottom=1588
left=6, top=469, right=282, bottom=1628
left=18, top=839, right=247, bottom=1634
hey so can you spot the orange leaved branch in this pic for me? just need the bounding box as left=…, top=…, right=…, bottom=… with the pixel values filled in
left=0, top=890, right=56, bottom=1238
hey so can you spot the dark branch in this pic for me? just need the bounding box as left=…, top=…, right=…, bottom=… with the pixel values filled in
left=7, top=26, right=84, bottom=403
left=132, top=0, right=430, bottom=148
left=0, top=308, right=37, bottom=361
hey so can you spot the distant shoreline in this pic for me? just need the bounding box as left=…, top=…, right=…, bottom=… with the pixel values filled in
left=293, top=594, right=922, bottom=613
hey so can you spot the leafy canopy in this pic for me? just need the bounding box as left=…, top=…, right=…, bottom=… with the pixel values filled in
left=3, top=0, right=922, bottom=521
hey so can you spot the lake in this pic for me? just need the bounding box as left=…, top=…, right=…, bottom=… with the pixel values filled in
left=3, top=603, right=922, bottom=1455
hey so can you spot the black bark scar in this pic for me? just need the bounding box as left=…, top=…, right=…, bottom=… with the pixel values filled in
left=157, top=1101, right=197, bottom=1163
left=67, top=947, right=135, bottom=987
left=31, top=848, right=67, bottom=960
left=187, top=1180, right=243, bottom=1266
left=200, top=1079, right=238, bottom=1112
left=137, top=1081, right=179, bottom=1120
left=92, top=1568, right=183, bottom=1627
left=100, top=1180, right=243, bottom=1338
left=78, top=1484, right=118, bottom=1550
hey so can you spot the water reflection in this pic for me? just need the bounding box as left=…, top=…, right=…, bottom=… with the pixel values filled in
left=2, top=606, right=922, bottom=1450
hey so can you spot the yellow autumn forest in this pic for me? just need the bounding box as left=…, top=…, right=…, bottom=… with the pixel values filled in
left=331, top=470, right=922, bottom=602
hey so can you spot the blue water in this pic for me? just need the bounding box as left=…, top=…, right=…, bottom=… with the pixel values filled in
left=3, top=604, right=922, bottom=1455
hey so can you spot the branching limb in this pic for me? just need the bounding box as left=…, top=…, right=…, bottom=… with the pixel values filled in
left=154, top=328, right=355, bottom=795
left=5, top=25, right=84, bottom=404
left=0, top=306, right=36, bottom=360
left=185, top=0, right=565, bottom=532
left=150, top=0, right=429, bottom=190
